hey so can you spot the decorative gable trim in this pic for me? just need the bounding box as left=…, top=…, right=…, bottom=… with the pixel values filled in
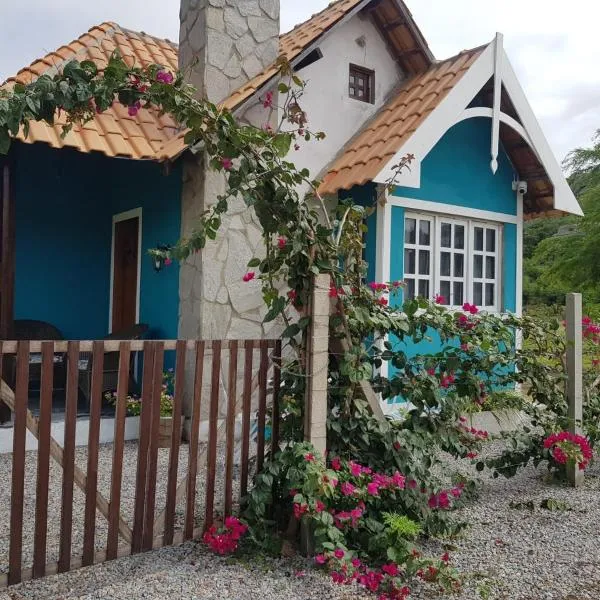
left=374, top=35, right=583, bottom=217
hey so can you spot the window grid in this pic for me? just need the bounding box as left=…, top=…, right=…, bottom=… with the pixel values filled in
left=436, top=218, right=467, bottom=308
left=349, top=64, right=374, bottom=103
left=403, top=215, right=433, bottom=302
left=403, top=212, right=502, bottom=311
left=470, top=223, right=500, bottom=312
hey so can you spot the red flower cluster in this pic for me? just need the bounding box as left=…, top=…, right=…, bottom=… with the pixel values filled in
left=202, top=516, right=248, bottom=555
left=544, top=431, right=593, bottom=470
left=332, top=504, right=364, bottom=529
left=583, top=317, right=600, bottom=344
left=456, top=313, right=475, bottom=330
left=440, top=372, right=456, bottom=389
left=293, top=502, right=309, bottom=519
left=434, top=294, right=446, bottom=305
left=462, top=302, right=479, bottom=315
left=262, top=90, right=274, bottom=108
left=156, top=70, right=174, bottom=84
left=428, top=483, right=465, bottom=509
left=329, top=286, right=345, bottom=298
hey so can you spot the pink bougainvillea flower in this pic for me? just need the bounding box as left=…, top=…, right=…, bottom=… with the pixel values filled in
left=329, top=285, right=339, bottom=298
left=287, top=289, right=297, bottom=301
left=378, top=297, right=389, bottom=306
left=262, top=90, right=274, bottom=108
left=221, top=157, right=233, bottom=170
left=466, top=452, right=478, bottom=459
left=156, top=70, right=174, bottom=84
left=128, top=101, right=141, bottom=117
left=351, top=558, right=361, bottom=568
left=315, top=554, right=327, bottom=565
left=349, top=461, right=363, bottom=477
left=242, top=271, right=255, bottom=282
left=334, top=548, right=345, bottom=560
left=341, top=481, right=356, bottom=496
left=367, top=482, right=380, bottom=496
left=315, top=500, right=325, bottom=513
left=381, top=563, right=400, bottom=577
left=441, top=552, right=450, bottom=563
left=408, top=479, right=417, bottom=489
left=438, top=491, right=450, bottom=509
left=262, top=122, right=273, bottom=132
left=164, top=258, right=172, bottom=267
left=435, top=294, right=446, bottom=304
left=304, top=452, right=315, bottom=462
left=277, top=237, right=287, bottom=249
left=330, top=456, right=341, bottom=471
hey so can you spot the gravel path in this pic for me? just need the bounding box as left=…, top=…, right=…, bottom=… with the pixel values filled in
left=0, top=439, right=245, bottom=575
left=2, top=442, right=600, bottom=599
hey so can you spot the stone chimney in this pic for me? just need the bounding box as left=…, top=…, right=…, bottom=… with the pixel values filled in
left=179, top=0, right=280, bottom=103
left=177, top=0, right=281, bottom=354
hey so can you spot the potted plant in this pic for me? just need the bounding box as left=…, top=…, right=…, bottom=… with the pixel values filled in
left=105, top=369, right=180, bottom=448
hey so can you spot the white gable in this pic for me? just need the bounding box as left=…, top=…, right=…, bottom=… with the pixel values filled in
left=375, top=35, right=583, bottom=217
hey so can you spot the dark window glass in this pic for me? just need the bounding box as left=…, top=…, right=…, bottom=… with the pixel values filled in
left=419, top=220, right=431, bottom=245
left=454, top=225, right=465, bottom=249
left=453, top=282, right=464, bottom=306
left=486, top=228, right=496, bottom=252
left=404, top=249, right=416, bottom=274
left=418, top=279, right=430, bottom=298
left=473, top=282, right=483, bottom=306
left=486, top=256, right=495, bottom=279
left=474, top=227, right=484, bottom=251
left=418, top=250, right=430, bottom=275
left=474, top=255, right=483, bottom=278
left=485, top=283, right=495, bottom=306
left=440, top=281, right=451, bottom=305
left=406, top=279, right=415, bottom=300
left=440, top=252, right=451, bottom=277
left=454, top=253, right=464, bottom=278
left=405, top=218, right=416, bottom=244
left=441, top=223, right=452, bottom=248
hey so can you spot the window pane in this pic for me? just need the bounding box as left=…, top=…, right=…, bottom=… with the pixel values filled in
left=418, top=279, right=430, bottom=298
left=441, top=223, right=452, bottom=248
left=419, top=220, right=431, bottom=246
left=439, top=281, right=450, bottom=305
left=485, top=283, right=495, bottom=306
left=474, top=255, right=483, bottom=278
left=474, top=227, right=484, bottom=251
left=453, top=282, right=464, bottom=306
left=405, top=218, right=416, bottom=244
left=406, top=279, right=415, bottom=300
left=418, top=250, right=430, bottom=275
left=404, top=249, right=415, bottom=274
left=473, top=282, right=483, bottom=306
left=486, top=256, right=495, bottom=279
left=454, top=225, right=465, bottom=250
left=486, top=229, right=496, bottom=252
left=454, top=253, right=464, bottom=277
left=440, top=252, right=451, bottom=277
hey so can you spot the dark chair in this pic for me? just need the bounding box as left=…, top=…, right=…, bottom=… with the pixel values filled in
left=10, top=319, right=67, bottom=392
left=78, top=323, right=149, bottom=406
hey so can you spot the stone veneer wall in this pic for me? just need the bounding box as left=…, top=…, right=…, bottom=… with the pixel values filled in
left=178, top=0, right=280, bottom=342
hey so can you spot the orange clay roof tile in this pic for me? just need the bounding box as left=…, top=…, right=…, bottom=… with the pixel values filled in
left=318, top=45, right=487, bottom=195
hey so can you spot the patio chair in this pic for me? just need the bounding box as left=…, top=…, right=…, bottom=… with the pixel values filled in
left=9, top=319, right=67, bottom=393
left=77, top=323, right=149, bottom=409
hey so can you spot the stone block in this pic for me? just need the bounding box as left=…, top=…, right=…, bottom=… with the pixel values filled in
left=238, top=0, right=262, bottom=17
left=248, top=16, right=279, bottom=43
left=224, top=7, right=249, bottom=39
left=259, top=0, right=280, bottom=19
left=206, top=30, right=234, bottom=70
left=242, top=53, right=264, bottom=79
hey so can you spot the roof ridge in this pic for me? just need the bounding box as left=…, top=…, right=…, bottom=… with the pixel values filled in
left=5, top=21, right=120, bottom=85
left=433, top=41, right=491, bottom=66
left=283, top=0, right=353, bottom=35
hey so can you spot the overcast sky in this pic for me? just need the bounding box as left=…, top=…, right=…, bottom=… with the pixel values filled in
left=0, top=0, right=597, bottom=162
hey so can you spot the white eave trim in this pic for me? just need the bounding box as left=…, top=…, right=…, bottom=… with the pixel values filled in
left=374, top=34, right=583, bottom=217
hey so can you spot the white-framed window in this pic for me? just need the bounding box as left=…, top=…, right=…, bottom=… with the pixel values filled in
left=403, top=212, right=502, bottom=311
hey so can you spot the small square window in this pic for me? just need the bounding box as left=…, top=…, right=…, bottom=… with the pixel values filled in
left=349, top=65, right=374, bottom=103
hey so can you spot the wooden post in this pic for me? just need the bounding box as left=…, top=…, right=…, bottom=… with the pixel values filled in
left=304, top=274, right=330, bottom=457
left=566, top=293, right=584, bottom=487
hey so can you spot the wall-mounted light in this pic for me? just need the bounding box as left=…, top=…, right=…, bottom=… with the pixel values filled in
left=151, top=244, right=172, bottom=272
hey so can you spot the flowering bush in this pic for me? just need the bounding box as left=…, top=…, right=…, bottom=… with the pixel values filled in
left=544, top=431, right=593, bottom=470
left=104, top=369, right=175, bottom=417
left=202, top=516, right=248, bottom=555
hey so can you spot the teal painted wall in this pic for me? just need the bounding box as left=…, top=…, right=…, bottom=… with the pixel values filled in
left=503, top=223, right=517, bottom=313
left=13, top=142, right=182, bottom=340
left=392, top=118, right=517, bottom=216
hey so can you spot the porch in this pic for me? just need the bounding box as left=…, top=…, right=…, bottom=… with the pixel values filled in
left=0, top=143, right=183, bottom=418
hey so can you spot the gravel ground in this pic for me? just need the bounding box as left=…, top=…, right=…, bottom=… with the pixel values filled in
left=2, top=441, right=600, bottom=599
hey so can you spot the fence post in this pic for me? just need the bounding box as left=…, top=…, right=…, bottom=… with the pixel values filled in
left=304, top=274, right=330, bottom=458
left=566, top=292, right=584, bottom=487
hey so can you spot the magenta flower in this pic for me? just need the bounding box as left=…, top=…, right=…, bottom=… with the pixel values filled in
left=221, top=157, right=233, bottom=170
left=315, top=554, right=327, bottom=565
left=334, top=548, right=345, bottom=560
left=349, top=461, right=362, bottom=477
left=262, top=90, right=274, bottom=108
left=164, top=258, right=172, bottom=267
left=304, top=452, right=315, bottom=462
left=435, top=294, right=446, bottom=304
left=330, top=457, right=341, bottom=471
left=242, top=272, right=255, bottom=282
left=367, top=482, right=380, bottom=496
left=277, top=237, right=287, bottom=249
left=340, top=481, right=356, bottom=497
left=156, top=70, right=174, bottom=84
left=128, top=101, right=141, bottom=117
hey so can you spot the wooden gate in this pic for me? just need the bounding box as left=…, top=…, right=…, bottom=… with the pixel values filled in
left=0, top=338, right=281, bottom=587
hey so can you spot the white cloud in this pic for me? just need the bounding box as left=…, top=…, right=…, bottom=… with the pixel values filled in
left=1, top=0, right=598, bottom=160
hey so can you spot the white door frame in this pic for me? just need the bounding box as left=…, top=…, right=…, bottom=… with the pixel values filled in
left=108, top=208, right=142, bottom=333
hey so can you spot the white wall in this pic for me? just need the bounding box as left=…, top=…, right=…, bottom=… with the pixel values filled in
left=286, top=13, right=404, bottom=190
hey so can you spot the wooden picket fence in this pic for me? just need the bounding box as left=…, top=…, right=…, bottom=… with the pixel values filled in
left=0, top=338, right=281, bottom=587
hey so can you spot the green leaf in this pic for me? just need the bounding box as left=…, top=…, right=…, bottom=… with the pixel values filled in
left=247, top=258, right=261, bottom=268
left=263, top=296, right=286, bottom=323
left=272, top=133, right=292, bottom=157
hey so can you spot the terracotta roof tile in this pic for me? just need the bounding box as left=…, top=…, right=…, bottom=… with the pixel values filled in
left=318, top=45, right=487, bottom=195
